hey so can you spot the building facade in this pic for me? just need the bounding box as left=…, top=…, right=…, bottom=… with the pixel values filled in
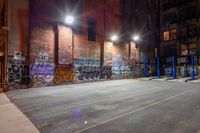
left=122, top=0, right=160, bottom=76
left=160, top=0, right=200, bottom=76
left=0, top=0, right=159, bottom=90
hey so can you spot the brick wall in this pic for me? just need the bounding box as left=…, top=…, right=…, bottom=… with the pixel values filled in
left=8, top=0, right=29, bottom=56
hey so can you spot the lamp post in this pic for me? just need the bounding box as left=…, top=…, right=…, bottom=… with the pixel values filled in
left=65, top=15, right=74, bottom=63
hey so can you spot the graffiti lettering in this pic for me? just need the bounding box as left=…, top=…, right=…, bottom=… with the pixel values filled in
left=30, top=63, right=54, bottom=85
left=54, top=65, right=76, bottom=84
left=7, top=60, right=28, bottom=85
left=30, top=63, right=54, bottom=75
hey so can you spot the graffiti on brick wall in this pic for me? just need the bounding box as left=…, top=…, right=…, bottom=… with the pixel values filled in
left=75, top=65, right=112, bottom=81
left=111, top=55, right=132, bottom=78
left=53, top=65, right=76, bottom=84
left=30, top=63, right=54, bottom=84
left=30, top=53, right=54, bottom=85
left=30, top=25, right=54, bottom=64
left=74, top=58, right=111, bottom=81
left=104, top=54, right=141, bottom=78
left=7, top=52, right=28, bottom=85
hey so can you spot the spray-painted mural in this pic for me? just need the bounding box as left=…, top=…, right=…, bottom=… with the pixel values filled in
left=74, top=58, right=112, bottom=81
left=104, top=42, right=141, bottom=78
left=54, top=65, right=76, bottom=84
left=112, top=55, right=131, bottom=78
left=30, top=53, right=54, bottom=86
left=7, top=52, right=29, bottom=87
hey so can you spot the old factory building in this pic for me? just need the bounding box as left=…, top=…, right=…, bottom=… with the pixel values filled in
left=0, top=0, right=159, bottom=90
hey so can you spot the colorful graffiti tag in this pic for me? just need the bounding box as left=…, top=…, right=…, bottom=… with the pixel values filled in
left=75, top=65, right=112, bottom=81
left=74, top=58, right=112, bottom=81
left=7, top=52, right=28, bottom=86
left=53, top=65, right=76, bottom=84
left=30, top=53, right=55, bottom=86
left=30, top=63, right=54, bottom=85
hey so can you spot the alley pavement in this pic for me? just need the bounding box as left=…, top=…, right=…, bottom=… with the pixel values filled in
left=5, top=79, right=200, bottom=133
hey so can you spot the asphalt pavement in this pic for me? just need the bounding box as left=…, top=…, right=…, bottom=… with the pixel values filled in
left=6, top=79, right=200, bottom=133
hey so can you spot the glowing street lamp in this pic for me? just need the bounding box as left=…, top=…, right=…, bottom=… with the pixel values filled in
left=65, top=15, right=74, bottom=25
left=133, top=35, right=140, bottom=41
left=111, top=35, right=118, bottom=42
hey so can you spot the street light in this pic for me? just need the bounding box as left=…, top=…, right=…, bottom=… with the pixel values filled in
left=65, top=15, right=74, bottom=25
left=110, top=35, right=118, bottom=42
left=133, top=35, right=140, bottom=41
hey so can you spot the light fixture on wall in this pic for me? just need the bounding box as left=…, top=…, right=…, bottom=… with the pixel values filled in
left=65, top=15, right=74, bottom=25
left=133, top=35, right=140, bottom=41
left=110, top=35, right=118, bottom=42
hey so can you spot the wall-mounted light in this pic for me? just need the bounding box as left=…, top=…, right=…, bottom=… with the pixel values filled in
left=65, top=15, right=74, bottom=25
left=133, top=35, right=140, bottom=41
left=111, top=35, right=118, bottom=42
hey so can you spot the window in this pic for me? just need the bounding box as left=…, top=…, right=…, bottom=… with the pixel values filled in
left=88, top=19, right=96, bottom=41
left=180, top=27, right=187, bottom=38
left=164, top=45, right=177, bottom=57
left=163, top=12, right=177, bottom=25
left=163, top=31, right=170, bottom=41
left=181, top=45, right=188, bottom=56
left=179, top=8, right=186, bottom=21
left=170, top=29, right=177, bottom=40
left=186, top=6, right=196, bottom=19
left=188, top=25, right=196, bottom=37
left=189, top=43, right=196, bottom=55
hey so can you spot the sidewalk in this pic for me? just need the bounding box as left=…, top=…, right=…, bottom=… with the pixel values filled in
left=167, top=77, right=191, bottom=82
left=0, top=93, right=40, bottom=133
left=187, top=77, right=200, bottom=83
left=139, top=76, right=200, bottom=83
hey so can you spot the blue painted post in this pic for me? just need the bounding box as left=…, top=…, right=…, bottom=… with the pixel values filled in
left=172, top=56, right=176, bottom=79
left=184, top=63, right=188, bottom=77
left=144, top=57, right=147, bottom=77
left=191, top=55, right=195, bottom=80
left=170, top=57, right=173, bottom=77
left=157, top=57, right=160, bottom=78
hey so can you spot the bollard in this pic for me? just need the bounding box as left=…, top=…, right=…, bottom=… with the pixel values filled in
left=170, top=57, right=173, bottom=77
left=144, top=57, right=147, bottom=77
left=157, top=57, right=160, bottom=78
left=172, top=56, right=176, bottom=79
left=191, top=55, right=195, bottom=80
